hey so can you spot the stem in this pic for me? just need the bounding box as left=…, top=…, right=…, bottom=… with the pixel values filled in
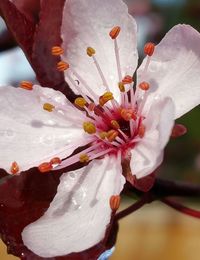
left=161, top=198, right=200, bottom=219
left=152, top=178, right=200, bottom=198
left=115, top=193, right=154, bottom=221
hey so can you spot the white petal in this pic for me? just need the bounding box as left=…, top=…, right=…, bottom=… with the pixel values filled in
left=130, top=97, right=175, bottom=178
left=61, top=0, right=138, bottom=101
left=22, top=155, right=125, bottom=257
left=0, top=86, right=89, bottom=173
left=138, top=24, right=200, bottom=119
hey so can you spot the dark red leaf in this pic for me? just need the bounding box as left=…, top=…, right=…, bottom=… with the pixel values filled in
left=31, top=0, right=76, bottom=100
left=0, top=0, right=36, bottom=58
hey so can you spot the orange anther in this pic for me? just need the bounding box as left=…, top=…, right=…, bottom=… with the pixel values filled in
left=50, top=157, right=61, bottom=166
left=171, top=124, right=187, bottom=138
left=10, top=161, right=19, bottom=174
left=138, top=124, right=146, bottom=138
left=109, top=195, right=121, bottom=211
left=51, top=46, right=64, bottom=56
left=20, top=81, right=33, bottom=90
left=111, top=120, right=120, bottom=129
left=144, top=42, right=155, bottom=56
left=38, top=162, right=53, bottom=173
left=121, top=108, right=136, bottom=121
left=87, top=47, right=96, bottom=57
left=57, top=61, right=69, bottom=71
left=107, top=130, right=118, bottom=142
left=122, top=75, right=133, bottom=84
left=139, top=81, right=150, bottom=91
left=109, top=26, right=121, bottom=39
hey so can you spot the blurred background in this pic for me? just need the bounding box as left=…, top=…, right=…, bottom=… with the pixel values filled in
left=0, top=0, right=200, bottom=259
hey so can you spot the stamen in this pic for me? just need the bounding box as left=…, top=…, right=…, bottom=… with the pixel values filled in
left=107, top=130, right=118, bottom=142
left=51, top=46, right=64, bottom=56
left=138, top=124, right=146, bottom=138
left=10, top=161, right=19, bottom=174
left=43, top=103, right=55, bottom=112
left=50, top=157, right=62, bottom=166
left=139, top=81, right=150, bottom=91
left=57, top=61, right=70, bottom=71
left=109, top=195, right=121, bottom=211
left=99, top=131, right=108, bottom=140
left=79, top=154, right=90, bottom=163
left=99, top=92, right=114, bottom=106
left=74, top=97, right=87, bottom=108
left=89, top=147, right=113, bottom=160
left=83, top=122, right=96, bottom=134
left=109, top=26, right=121, bottom=40
left=130, top=119, right=136, bottom=137
left=120, top=108, right=136, bottom=121
left=88, top=103, right=96, bottom=111
left=144, top=42, right=155, bottom=57
left=122, top=75, right=133, bottom=85
left=38, top=162, right=53, bottom=173
left=86, top=47, right=96, bottom=57
left=111, top=120, right=120, bottom=129
left=20, top=81, right=33, bottom=91
left=118, top=82, right=125, bottom=92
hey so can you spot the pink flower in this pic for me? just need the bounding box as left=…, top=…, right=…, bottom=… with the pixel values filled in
left=0, top=0, right=200, bottom=258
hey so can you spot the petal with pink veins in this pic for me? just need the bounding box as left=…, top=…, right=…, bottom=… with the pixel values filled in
left=61, top=0, right=138, bottom=101
left=130, top=97, right=175, bottom=179
left=138, top=25, right=200, bottom=119
left=22, top=155, right=125, bottom=257
left=0, top=86, right=90, bottom=174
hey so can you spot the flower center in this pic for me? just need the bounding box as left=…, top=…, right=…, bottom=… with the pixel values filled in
left=36, top=27, right=155, bottom=173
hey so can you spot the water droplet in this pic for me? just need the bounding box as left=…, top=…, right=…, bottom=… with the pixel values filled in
left=6, top=129, right=14, bottom=137
left=69, top=172, right=76, bottom=179
left=71, top=187, right=87, bottom=210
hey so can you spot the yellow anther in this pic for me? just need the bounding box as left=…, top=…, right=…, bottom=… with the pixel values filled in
left=111, top=120, right=120, bottom=129
left=43, top=103, right=55, bottom=112
left=99, top=131, right=108, bottom=140
left=83, top=122, right=96, bottom=134
left=118, top=82, right=125, bottom=92
left=51, top=46, right=64, bottom=56
left=109, top=26, right=121, bottom=39
left=99, top=92, right=114, bottom=106
left=10, top=161, right=19, bottom=175
left=79, top=154, right=90, bottom=163
left=20, top=81, right=33, bottom=90
left=87, top=47, right=96, bottom=57
left=107, top=130, right=118, bottom=142
left=57, top=61, right=69, bottom=71
left=74, top=97, right=87, bottom=108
